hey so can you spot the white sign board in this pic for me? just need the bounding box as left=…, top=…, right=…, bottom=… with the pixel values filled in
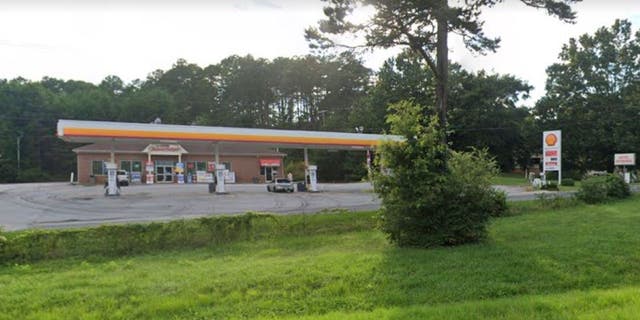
left=224, top=171, right=236, bottom=184
left=614, top=153, right=636, bottom=166
left=196, top=171, right=214, bottom=183
left=543, top=130, right=562, bottom=172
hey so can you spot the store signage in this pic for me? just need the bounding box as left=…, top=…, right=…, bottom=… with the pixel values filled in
left=145, top=161, right=154, bottom=173
left=196, top=171, right=214, bottom=183
left=225, top=171, right=236, bottom=183
left=142, top=144, right=188, bottom=155
left=259, top=158, right=281, bottom=167
left=131, top=172, right=142, bottom=183
left=614, top=153, right=636, bottom=166
left=543, top=130, right=561, bottom=172
left=175, top=162, right=185, bottom=173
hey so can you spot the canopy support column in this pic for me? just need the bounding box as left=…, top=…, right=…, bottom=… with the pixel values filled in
left=110, top=139, right=115, bottom=164
left=215, top=143, right=220, bottom=165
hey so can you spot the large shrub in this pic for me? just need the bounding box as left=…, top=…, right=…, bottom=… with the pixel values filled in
left=373, top=101, right=505, bottom=247
left=17, top=168, right=53, bottom=182
left=576, top=174, right=630, bottom=204
left=0, top=160, right=17, bottom=183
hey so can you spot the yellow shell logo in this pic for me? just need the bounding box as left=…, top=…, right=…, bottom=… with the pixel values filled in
left=545, top=133, right=557, bottom=146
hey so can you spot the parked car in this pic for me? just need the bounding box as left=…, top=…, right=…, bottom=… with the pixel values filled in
left=266, top=178, right=294, bottom=192
left=117, top=170, right=130, bottom=186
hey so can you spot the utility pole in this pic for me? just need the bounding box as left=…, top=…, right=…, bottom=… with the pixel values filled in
left=17, top=132, right=23, bottom=170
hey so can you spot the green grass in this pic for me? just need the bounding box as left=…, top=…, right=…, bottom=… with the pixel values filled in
left=492, top=172, right=529, bottom=186
left=492, top=173, right=582, bottom=192
left=3, top=197, right=640, bottom=319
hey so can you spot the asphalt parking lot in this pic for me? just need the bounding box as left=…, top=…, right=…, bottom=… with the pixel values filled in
left=0, top=182, right=382, bottom=231
left=0, top=182, right=560, bottom=231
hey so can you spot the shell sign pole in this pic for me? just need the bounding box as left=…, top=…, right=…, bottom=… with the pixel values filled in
left=543, top=130, right=562, bottom=183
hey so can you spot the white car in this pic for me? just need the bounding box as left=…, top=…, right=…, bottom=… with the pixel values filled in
left=117, top=170, right=130, bottom=186
left=266, top=178, right=294, bottom=192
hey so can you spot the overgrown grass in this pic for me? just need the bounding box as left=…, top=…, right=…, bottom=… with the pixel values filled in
left=0, top=209, right=376, bottom=264
left=3, top=197, right=640, bottom=319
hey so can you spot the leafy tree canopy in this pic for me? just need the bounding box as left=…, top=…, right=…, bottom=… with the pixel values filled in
left=536, top=19, right=640, bottom=172
left=307, top=0, right=579, bottom=135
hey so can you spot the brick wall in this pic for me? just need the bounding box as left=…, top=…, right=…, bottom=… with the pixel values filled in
left=76, top=153, right=282, bottom=184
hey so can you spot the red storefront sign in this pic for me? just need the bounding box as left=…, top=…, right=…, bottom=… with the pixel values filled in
left=259, top=158, right=281, bottom=166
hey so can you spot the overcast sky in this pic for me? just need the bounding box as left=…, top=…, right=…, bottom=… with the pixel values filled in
left=1, top=0, right=639, bottom=104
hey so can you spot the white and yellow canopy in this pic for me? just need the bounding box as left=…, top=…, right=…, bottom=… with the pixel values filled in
left=57, top=119, right=401, bottom=150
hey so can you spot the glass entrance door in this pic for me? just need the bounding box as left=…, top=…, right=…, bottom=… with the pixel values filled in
left=155, top=160, right=174, bottom=183
left=261, top=166, right=279, bottom=182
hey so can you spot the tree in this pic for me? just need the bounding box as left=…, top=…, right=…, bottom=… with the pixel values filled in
left=535, top=19, right=640, bottom=172
left=145, top=58, right=219, bottom=125
left=0, top=54, right=373, bottom=182
left=307, top=0, right=579, bottom=144
left=448, top=68, right=532, bottom=170
left=373, top=100, right=506, bottom=247
left=356, top=51, right=532, bottom=169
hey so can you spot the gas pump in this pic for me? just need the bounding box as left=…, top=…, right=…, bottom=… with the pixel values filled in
left=307, top=165, right=318, bottom=192
left=216, top=163, right=226, bottom=194
left=105, top=162, right=120, bottom=196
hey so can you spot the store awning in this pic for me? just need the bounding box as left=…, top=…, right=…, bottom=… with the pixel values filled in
left=259, top=158, right=281, bottom=167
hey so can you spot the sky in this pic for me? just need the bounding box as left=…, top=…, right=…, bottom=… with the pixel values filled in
left=1, top=0, right=639, bottom=104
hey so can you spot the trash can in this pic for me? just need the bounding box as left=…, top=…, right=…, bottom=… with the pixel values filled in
left=208, top=182, right=216, bottom=193
left=297, top=182, right=307, bottom=192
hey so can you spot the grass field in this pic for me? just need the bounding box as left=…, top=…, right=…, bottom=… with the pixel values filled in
left=492, top=173, right=582, bottom=192
left=3, top=197, right=640, bottom=319
left=492, top=173, right=529, bottom=186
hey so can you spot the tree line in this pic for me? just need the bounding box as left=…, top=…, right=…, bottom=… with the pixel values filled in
left=0, top=19, right=638, bottom=182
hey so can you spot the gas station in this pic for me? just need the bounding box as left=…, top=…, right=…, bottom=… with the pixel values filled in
left=57, top=119, right=401, bottom=196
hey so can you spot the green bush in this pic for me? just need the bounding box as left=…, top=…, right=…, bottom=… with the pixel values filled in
left=541, top=182, right=559, bottom=190
left=576, top=174, right=630, bottom=204
left=0, top=228, right=6, bottom=252
left=373, top=101, right=504, bottom=247
left=17, top=167, right=53, bottom=182
left=0, top=160, right=17, bottom=183
left=566, top=170, right=583, bottom=181
left=561, top=178, right=575, bottom=186
left=284, top=161, right=306, bottom=181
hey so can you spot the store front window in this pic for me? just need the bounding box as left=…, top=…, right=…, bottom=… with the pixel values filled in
left=91, top=160, right=106, bottom=175
left=259, top=158, right=281, bottom=182
left=120, top=160, right=142, bottom=173
left=260, top=165, right=279, bottom=182
left=155, top=160, right=174, bottom=183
